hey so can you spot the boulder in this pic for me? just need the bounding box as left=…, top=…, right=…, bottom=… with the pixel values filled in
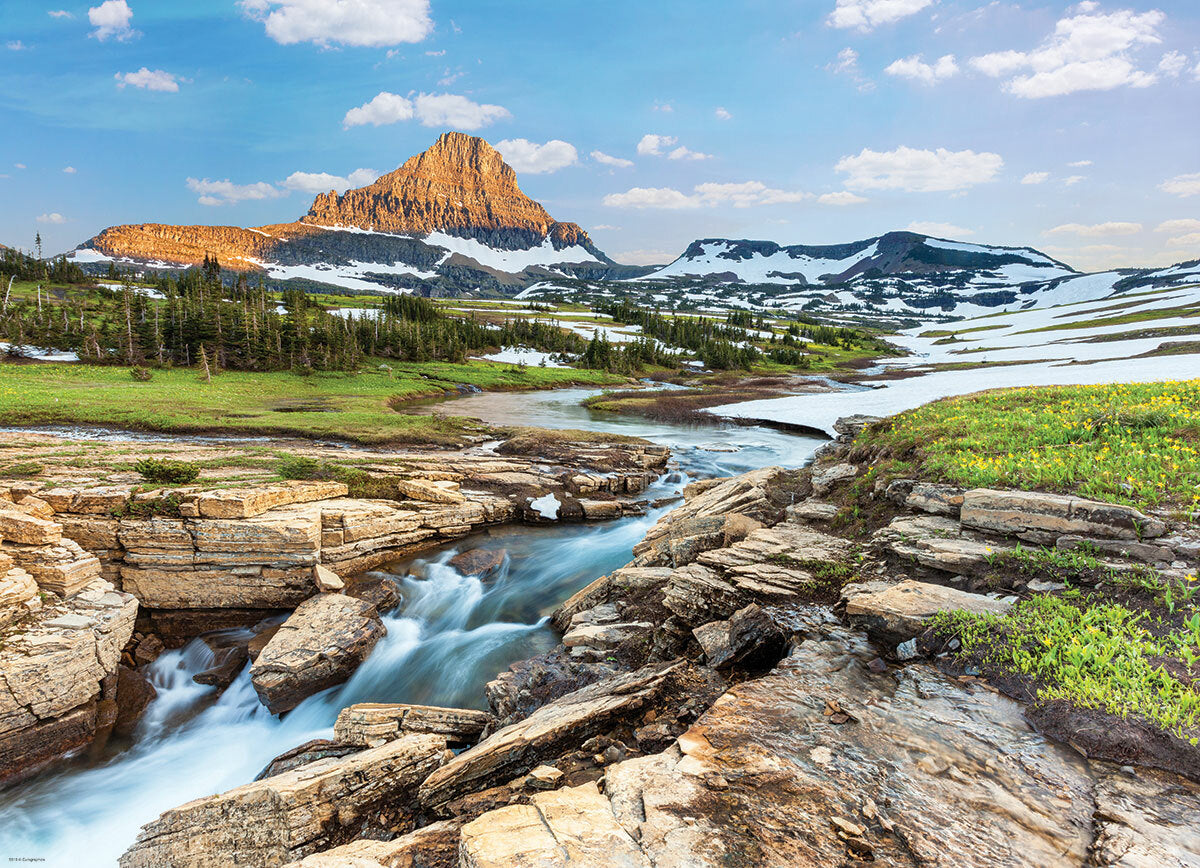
left=256, top=739, right=358, bottom=779
left=419, top=661, right=680, bottom=808
left=119, top=733, right=448, bottom=868
left=334, top=702, right=493, bottom=748
left=693, top=604, right=786, bottom=671
left=5, top=537, right=103, bottom=597
left=312, top=563, right=344, bottom=592
left=113, top=664, right=157, bottom=737
left=0, top=565, right=41, bottom=628
left=904, top=482, right=965, bottom=517
left=875, top=515, right=1006, bottom=575
left=448, top=548, right=508, bottom=579
left=960, top=488, right=1166, bottom=541
left=843, top=579, right=1013, bottom=645
left=250, top=594, right=386, bottom=715
left=395, top=478, right=465, bottom=504
left=810, top=462, right=857, bottom=496
left=786, top=500, right=840, bottom=522
left=552, top=567, right=672, bottom=632
left=832, top=414, right=881, bottom=438
left=459, top=782, right=647, bottom=868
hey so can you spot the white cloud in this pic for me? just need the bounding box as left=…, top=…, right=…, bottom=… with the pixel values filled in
left=342, top=91, right=509, bottom=130
left=1068, top=159, right=1093, bottom=167
left=495, top=139, right=578, bottom=174
left=114, top=68, right=181, bottom=92
left=1156, top=218, right=1200, bottom=234
left=886, top=54, right=959, bottom=85
left=424, top=49, right=444, bottom=56
left=343, top=91, right=414, bottom=127
left=88, top=0, right=137, bottom=41
left=591, top=150, right=633, bottom=169
left=668, top=145, right=712, bottom=161
left=1045, top=221, right=1143, bottom=237
left=186, top=177, right=285, bottom=207
left=14, top=163, right=26, bottom=170
left=282, top=168, right=379, bottom=194
left=908, top=221, right=974, bottom=237
left=827, top=46, right=876, bottom=92
left=412, top=92, right=509, bottom=129
left=1161, top=173, right=1200, bottom=197
left=6, top=41, right=26, bottom=51
left=1063, top=175, right=1086, bottom=186
left=604, top=180, right=810, bottom=209
left=714, top=107, right=732, bottom=120
left=836, top=145, right=1004, bottom=192
left=62, top=166, right=77, bottom=174
left=36, top=213, right=67, bottom=224
left=603, top=187, right=699, bottom=210
left=637, top=134, right=677, bottom=156
left=1022, top=171, right=1051, bottom=184
left=818, top=191, right=868, bottom=205
left=653, top=102, right=673, bottom=113
left=969, top=6, right=1164, bottom=98
left=591, top=224, right=620, bottom=231
left=239, top=0, right=432, bottom=48
left=1158, top=50, right=1188, bottom=77
left=829, top=0, right=933, bottom=32
left=48, top=10, right=74, bottom=18
left=613, top=249, right=675, bottom=266
left=1164, top=232, right=1200, bottom=247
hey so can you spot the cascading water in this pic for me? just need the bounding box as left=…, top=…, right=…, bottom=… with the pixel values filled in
left=0, top=390, right=821, bottom=866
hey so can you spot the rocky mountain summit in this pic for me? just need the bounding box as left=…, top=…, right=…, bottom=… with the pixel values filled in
left=72, top=133, right=619, bottom=294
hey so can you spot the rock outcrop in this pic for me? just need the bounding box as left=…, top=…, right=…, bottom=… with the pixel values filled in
left=120, top=733, right=449, bottom=868
left=251, top=594, right=387, bottom=714
left=333, top=702, right=493, bottom=748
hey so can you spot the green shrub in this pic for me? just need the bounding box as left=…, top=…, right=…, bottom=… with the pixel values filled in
left=4, top=461, right=44, bottom=478
left=130, top=366, right=153, bottom=382
left=277, top=454, right=324, bottom=480
left=133, top=458, right=200, bottom=485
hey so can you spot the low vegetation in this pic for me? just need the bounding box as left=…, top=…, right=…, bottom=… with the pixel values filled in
left=857, top=380, right=1200, bottom=516
left=133, top=457, right=201, bottom=485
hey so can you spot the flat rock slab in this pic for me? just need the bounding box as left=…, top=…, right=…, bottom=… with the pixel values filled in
left=120, top=733, right=447, bottom=868
left=460, top=782, right=646, bottom=868
left=0, top=507, right=62, bottom=545
left=843, top=579, right=1013, bottom=645
left=283, top=820, right=459, bottom=868
left=251, top=594, right=386, bottom=715
left=334, top=702, right=493, bottom=747
left=961, top=488, right=1166, bottom=541
left=193, top=481, right=349, bottom=519
left=604, top=630, right=1105, bottom=867
left=419, top=661, right=680, bottom=808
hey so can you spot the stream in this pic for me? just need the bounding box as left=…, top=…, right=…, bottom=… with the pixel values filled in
left=0, top=388, right=823, bottom=866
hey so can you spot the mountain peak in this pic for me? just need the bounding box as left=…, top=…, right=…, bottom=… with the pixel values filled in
left=301, top=132, right=588, bottom=250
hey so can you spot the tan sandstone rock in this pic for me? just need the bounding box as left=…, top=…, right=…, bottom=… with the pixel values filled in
left=334, top=702, right=493, bottom=748
left=843, top=579, right=1013, bottom=645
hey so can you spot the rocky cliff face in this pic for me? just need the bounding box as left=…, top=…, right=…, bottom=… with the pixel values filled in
left=302, top=132, right=592, bottom=252
left=74, top=133, right=605, bottom=289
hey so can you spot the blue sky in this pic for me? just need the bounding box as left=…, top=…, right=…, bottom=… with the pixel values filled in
left=2, top=0, right=1198, bottom=271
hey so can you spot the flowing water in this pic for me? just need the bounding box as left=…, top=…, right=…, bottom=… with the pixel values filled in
left=0, top=389, right=822, bottom=866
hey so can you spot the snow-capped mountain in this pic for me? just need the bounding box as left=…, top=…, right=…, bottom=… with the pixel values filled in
left=69, top=133, right=644, bottom=294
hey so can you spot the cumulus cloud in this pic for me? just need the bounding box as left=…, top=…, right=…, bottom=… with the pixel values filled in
left=239, top=0, right=432, bottom=47
left=88, top=0, right=137, bottom=41
left=714, top=107, right=732, bottom=120
left=1161, top=173, right=1200, bottom=197
left=636, top=134, right=677, bottom=156
left=829, top=0, right=933, bottom=31
left=1156, top=218, right=1200, bottom=234
left=343, top=91, right=509, bottom=130
left=908, top=221, right=974, bottom=237
left=48, top=10, right=74, bottom=18
left=886, top=54, right=959, bottom=84
left=114, top=68, right=181, bottom=92
left=818, top=191, right=868, bottom=205
left=668, top=146, right=712, bottom=161
left=1158, top=50, right=1188, bottom=77
left=604, top=180, right=810, bottom=209
left=1064, top=175, right=1086, bottom=186
left=969, top=6, right=1164, bottom=98
left=186, top=177, right=286, bottom=207
left=591, top=150, right=633, bottom=169
left=826, top=47, right=875, bottom=91
left=36, top=213, right=67, bottom=224
left=495, top=139, right=578, bottom=174
left=1022, top=171, right=1051, bottom=184
left=835, top=146, right=1004, bottom=192
left=1045, top=221, right=1143, bottom=237
left=282, top=168, right=379, bottom=194
left=603, top=187, right=699, bottom=210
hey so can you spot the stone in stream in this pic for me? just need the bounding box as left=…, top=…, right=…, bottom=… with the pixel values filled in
left=448, top=547, right=508, bottom=579
left=250, top=594, right=386, bottom=715
left=112, top=664, right=157, bottom=737
left=333, top=702, right=494, bottom=748
left=119, top=733, right=449, bottom=868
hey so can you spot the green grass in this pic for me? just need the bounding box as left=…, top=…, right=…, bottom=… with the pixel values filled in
left=931, top=591, right=1200, bottom=742
left=857, top=380, right=1200, bottom=516
left=0, top=361, right=624, bottom=446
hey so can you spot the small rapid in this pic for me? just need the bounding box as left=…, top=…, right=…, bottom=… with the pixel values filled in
left=0, top=390, right=821, bottom=866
